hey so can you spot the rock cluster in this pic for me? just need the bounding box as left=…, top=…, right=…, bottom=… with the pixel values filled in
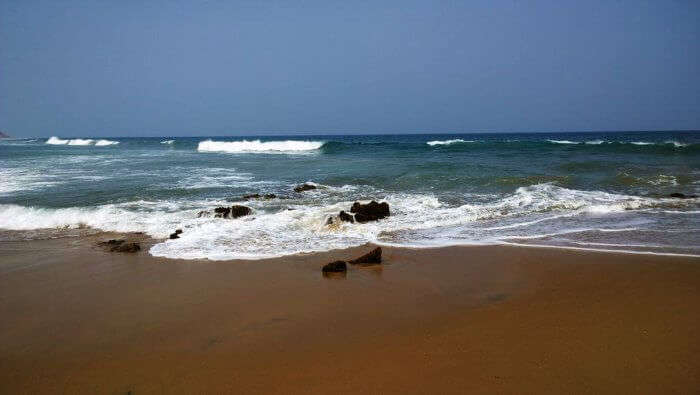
left=327, top=201, right=390, bottom=225
left=198, top=205, right=252, bottom=219
left=321, top=247, right=382, bottom=273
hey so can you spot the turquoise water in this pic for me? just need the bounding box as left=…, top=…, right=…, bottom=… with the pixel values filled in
left=1, top=132, right=698, bottom=258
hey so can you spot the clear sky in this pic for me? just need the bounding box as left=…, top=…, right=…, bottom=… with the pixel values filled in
left=1, top=0, right=699, bottom=137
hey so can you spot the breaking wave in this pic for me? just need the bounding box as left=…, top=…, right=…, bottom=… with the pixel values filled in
left=547, top=139, right=579, bottom=144
left=197, top=139, right=324, bottom=153
left=426, top=139, right=474, bottom=146
left=46, top=136, right=118, bottom=146
left=1, top=183, right=697, bottom=260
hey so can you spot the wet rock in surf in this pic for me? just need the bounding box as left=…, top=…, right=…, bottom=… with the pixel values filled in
left=98, top=239, right=141, bottom=253
left=201, top=205, right=252, bottom=219
left=322, top=260, right=347, bottom=273
left=169, top=229, right=183, bottom=239
left=669, top=193, right=698, bottom=199
left=294, top=183, right=317, bottom=193
left=240, top=193, right=277, bottom=200
left=348, top=247, right=382, bottom=265
left=338, top=210, right=354, bottom=223
left=350, top=201, right=390, bottom=223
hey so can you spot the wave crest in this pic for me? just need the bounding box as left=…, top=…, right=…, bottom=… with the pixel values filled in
left=426, top=139, right=473, bottom=146
left=197, top=139, right=324, bottom=153
left=46, top=136, right=118, bottom=146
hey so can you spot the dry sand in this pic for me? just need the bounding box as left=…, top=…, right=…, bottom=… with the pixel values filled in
left=1, top=233, right=699, bottom=393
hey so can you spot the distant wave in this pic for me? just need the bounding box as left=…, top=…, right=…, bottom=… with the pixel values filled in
left=46, top=136, right=118, bottom=146
left=585, top=140, right=604, bottom=145
left=426, top=139, right=474, bottom=146
left=630, top=141, right=653, bottom=146
left=197, top=139, right=324, bottom=153
left=547, top=139, right=579, bottom=144
left=95, top=139, right=119, bottom=146
left=161, top=140, right=175, bottom=145
left=665, top=140, right=688, bottom=148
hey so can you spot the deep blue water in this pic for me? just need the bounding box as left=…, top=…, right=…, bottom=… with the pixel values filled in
left=1, top=131, right=698, bottom=259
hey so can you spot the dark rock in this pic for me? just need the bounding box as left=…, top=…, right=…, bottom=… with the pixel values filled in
left=242, top=193, right=277, bottom=200
left=169, top=229, right=181, bottom=239
left=669, top=193, right=697, bottom=199
left=213, top=205, right=252, bottom=219
left=98, top=239, right=140, bottom=253
left=348, top=247, right=382, bottom=265
left=338, top=210, right=355, bottom=223
left=197, top=210, right=210, bottom=218
left=112, top=242, right=141, bottom=253
left=322, top=260, right=347, bottom=273
left=230, top=205, right=252, bottom=218
left=98, top=239, right=124, bottom=247
left=350, top=201, right=390, bottom=223
left=294, top=183, right=317, bottom=193
left=325, top=216, right=334, bottom=225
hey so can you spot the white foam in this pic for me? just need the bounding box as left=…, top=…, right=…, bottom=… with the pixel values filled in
left=94, top=139, right=119, bottom=146
left=46, top=136, right=114, bottom=146
left=585, top=140, right=605, bottom=145
left=426, top=139, right=473, bottom=146
left=630, top=141, right=653, bottom=145
left=161, top=140, right=175, bottom=145
left=1, top=183, right=697, bottom=260
left=665, top=140, right=688, bottom=148
left=547, top=139, right=579, bottom=144
left=197, top=139, right=324, bottom=153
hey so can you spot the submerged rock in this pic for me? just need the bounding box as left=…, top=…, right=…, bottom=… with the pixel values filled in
left=241, top=193, right=277, bottom=200
left=113, top=242, right=141, bottom=253
left=350, top=201, right=390, bottom=223
left=98, top=239, right=141, bottom=253
left=322, top=260, right=347, bottom=273
left=348, top=247, right=382, bottom=265
left=294, top=183, right=317, bottom=193
left=669, top=192, right=698, bottom=199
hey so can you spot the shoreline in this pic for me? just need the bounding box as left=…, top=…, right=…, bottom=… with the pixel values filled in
left=1, top=233, right=699, bottom=393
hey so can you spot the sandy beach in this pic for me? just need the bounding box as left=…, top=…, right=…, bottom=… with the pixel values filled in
left=1, top=234, right=698, bottom=393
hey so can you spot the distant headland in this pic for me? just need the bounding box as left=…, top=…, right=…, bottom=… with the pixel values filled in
left=0, top=131, right=10, bottom=138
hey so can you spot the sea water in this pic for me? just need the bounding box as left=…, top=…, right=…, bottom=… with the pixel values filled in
left=1, top=131, right=698, bottom=259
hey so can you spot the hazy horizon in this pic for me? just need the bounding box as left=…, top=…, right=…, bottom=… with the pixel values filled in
left=2, top=1, right=699, bottom=138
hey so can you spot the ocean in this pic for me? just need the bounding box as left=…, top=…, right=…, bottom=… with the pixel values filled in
left=1, top=131, right=698, bottom=259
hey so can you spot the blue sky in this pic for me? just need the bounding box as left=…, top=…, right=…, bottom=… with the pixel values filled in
left=1, top=0, right=699, bottom=137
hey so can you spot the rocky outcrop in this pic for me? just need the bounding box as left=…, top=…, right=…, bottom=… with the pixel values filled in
left=348, top=247, right=382, bottom=265
left=350, top=201, right=390, bottom=223
left=199, top=205, right=253, bottom=219
left=669, top=193, right=698, bottom=199
left=322, top=260, right=347, bottom=273
left=325, top=201, right=390, bottom=226
left=321, top=248, right=382, bottom=273
left=294, top=183, right=317, bottom=193
left=98, top=239, right=141, bottom=253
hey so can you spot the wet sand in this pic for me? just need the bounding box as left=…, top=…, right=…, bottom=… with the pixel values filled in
left=1, top=234, right=699, bottom=393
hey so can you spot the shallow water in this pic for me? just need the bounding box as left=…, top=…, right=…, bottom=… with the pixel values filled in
left=1, top=131, right=698, bottom=258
